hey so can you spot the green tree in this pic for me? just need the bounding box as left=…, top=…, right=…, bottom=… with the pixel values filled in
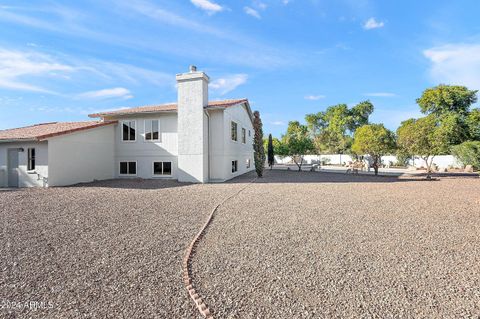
left=396, top=115, right=447, bottom=178
left=253, top=111, right=265, bottom=177
left=451, top=141, right=480, bottom=170
left=467, top=108, right=480, bottom=141
left=305, top=101, right=374, bottom=154
left=278, top=121, right=315, bottom=171
left=351, top=124, right=396, bottom=175
left=267, top=134, right=275, bottom=169
left=416, top=85, right=477, bottom=116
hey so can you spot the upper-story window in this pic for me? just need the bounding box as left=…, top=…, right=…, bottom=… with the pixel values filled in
left=231, top=121, right=238, bottom=141
left=242, top=128, right=246, bottom=144
left=145, top=119, right=159, bottom=141
left=122, top=121, right=136, bottom=141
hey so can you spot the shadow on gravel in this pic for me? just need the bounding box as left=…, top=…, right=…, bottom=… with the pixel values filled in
left=233, top=169, right=451, bottom=184
left=70, top=178, right=193, bottom=190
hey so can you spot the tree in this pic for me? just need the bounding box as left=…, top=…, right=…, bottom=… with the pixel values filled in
left=452, top=141, right=480, bottom=170
left=267, top=134, right=275, bottom=169
left=416, top=85, right=477, bottom=116
left=351, top=124, right=396, bottom=175
left=277, top=121, right=315, bottom=171
left=467, top=108, right=480, bottom=141
left=396, top=115, right=446, bottom=178
left=253, top=111, right=265, bottom=177
left=305, top=101, right=374, bottom=154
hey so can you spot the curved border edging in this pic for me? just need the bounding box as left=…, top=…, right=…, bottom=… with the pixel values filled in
left=183, top=177, right=257, bottom=319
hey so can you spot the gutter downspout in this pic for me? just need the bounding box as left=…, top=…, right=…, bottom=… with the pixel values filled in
left=204, top=110, right=211, bottom=182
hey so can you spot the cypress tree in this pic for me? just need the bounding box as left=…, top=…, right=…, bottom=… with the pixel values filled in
left=253, top=111, right=265, bottom=177
left=267, top=134, right=274, bottom=169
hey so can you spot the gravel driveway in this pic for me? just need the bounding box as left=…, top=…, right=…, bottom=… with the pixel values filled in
left=0, top=177, right=251, bottom=319
left=193, top=170, right=480, bottom=318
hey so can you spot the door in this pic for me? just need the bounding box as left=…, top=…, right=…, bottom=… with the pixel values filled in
left=7, top=149, right=19, bottom=187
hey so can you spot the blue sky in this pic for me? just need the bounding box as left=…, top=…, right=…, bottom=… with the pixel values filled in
left=1, top=0, right=479, bottom=137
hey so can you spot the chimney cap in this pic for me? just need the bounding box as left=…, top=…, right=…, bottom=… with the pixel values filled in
left=189, top=65, right=197, bottom=72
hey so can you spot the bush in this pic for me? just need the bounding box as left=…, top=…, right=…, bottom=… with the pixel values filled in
left=451, top=141, right=480, bottom=169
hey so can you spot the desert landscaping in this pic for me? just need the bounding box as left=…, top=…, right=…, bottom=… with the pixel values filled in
left=1, top=170, right=479, bottom=318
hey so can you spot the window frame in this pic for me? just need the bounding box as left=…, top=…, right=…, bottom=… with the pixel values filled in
left=27, top=148, right=36, bottom=171
left=246, top=158, right=251, bottom=169
left=152, top=161, right=173, bottom=177
left=241, top=128, right=246, bottom=144
left=121, top=120, right=137, bottom=142
left=119, top=161, right=137, bottom=176
left=231, top=121, right=238, bottom=142
left=144, top=119, right=160, bottom=142
left=232, top=160, right=238, bottom=173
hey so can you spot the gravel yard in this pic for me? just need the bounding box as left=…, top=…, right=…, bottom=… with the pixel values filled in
left=193, top=170, right=480, bottom=318
left=0, top=177, right=251, bottom=319
left=1, top=171, right=479, bottom=318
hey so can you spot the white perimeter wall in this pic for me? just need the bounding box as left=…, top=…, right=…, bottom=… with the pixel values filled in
left=48, top=125, right=115, bottom=186
left=0, top=141, right=48, bottom=187
left=213, top=103, right=254, bottom=181
left=115, top=113, right=178, bottom=179
left=275, top=154, right=463, bottom=168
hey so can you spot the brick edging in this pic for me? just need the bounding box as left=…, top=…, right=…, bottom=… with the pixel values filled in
left=183, top=178, right=257, bottom=318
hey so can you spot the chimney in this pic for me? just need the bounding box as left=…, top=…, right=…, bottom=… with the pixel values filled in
left=176, top=66, right=210, bottom=183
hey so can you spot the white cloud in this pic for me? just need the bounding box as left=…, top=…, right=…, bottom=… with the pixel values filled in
left=0, top=48, right=73, bottom=93
left=282, top=0, right=291, bottom=5
left=77, top=87, right=133, bottom=100
left=304, top=95, right=326, bottom=100
left=423, top=43, right=480, bottom=90
left=364, top=92, right=397, bottom=97
left=210, top=74, right=248, bottom=95
left=363, top=17, right=384, bottom=30
left=271, top=121, right=286, bottom=126
left=254, top=1, right=268, bottom=10
left=190, top=0, right=224, bottom=14
left=244, top=7, right=261, bottom=19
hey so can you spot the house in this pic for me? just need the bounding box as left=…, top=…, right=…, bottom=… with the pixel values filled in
left=0, top=66, right=255, bottom=187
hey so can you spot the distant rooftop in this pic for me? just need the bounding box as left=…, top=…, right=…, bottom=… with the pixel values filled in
left=88, top=99, right=248, bottom=118
left=0, top=121, right=117, bottom=142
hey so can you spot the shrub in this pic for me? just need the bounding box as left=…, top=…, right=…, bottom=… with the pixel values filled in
left=451, top=141, right=480, bottom=169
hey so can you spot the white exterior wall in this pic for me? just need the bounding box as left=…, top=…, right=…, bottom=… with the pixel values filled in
left=0, top=141, right=48, bottom=187
left=215, top=103, right=255, bottom=181
left=48, top=125, right=115, bottom=186
left=208, top=110, right=226, bottom=180
left=114, top=113, right=178, bottom=179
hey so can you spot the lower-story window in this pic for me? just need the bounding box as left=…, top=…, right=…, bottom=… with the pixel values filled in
left=153, top=161, right=172, bottom=176
left=232, top=160, right=238, bottom=173
left=246, top=158, right=251, bottom=169
left=120, top=161, right=136, bottom=175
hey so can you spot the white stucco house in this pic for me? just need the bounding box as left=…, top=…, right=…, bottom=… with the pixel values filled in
left=0, top=66, right=255, bottom=187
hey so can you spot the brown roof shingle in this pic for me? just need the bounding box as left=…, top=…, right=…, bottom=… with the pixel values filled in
left=88, top=99, right=248, bottom=118
left=0, top=121, right=117, bottom=142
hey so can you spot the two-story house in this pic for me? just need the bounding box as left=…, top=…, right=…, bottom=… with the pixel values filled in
left=0, top=66, right=255, bottom=187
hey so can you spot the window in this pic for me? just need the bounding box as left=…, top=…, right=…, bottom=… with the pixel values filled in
left=248, top=130, right=251, bottom=137
left=242, top=128, right=246, bottom=144
left=232, top=160, right=238, bottom=173
left=122, top=121, right=136, bottom=141
left=153, top=161, right=172, bottom=176
left=27, top=148, right=35, bottom=171
left=119, top=161, right=136, bottom=175
left=231, top=121, right=238, bottom=141
left=246, top=158, right=250, bottom=169
left=145, top=119, right=159, bottom=141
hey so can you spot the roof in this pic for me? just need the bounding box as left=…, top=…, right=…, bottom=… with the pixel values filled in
left=0, top=121, right=117, bottom=142
left=88, top=99, right=249, bottom=118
